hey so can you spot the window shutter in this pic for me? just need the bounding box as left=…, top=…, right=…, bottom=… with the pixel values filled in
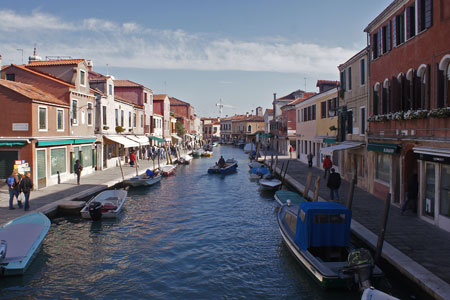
left=413, top=71, right=421, bottom=110
left=378, top=28, right=382, bottom=56
left=386, top=21, right=391, bottom=52
left=391, top=76, right=399, bottom=112
left=426, top=64, right=431, bottom=110
left=371, top=35, right=376, bottom=59
left=425, top=0, right=433, bottom=28
left=436, top=64, right=445, bottom=108
left=406, top=7, right=411, bottom=38
left=347, top=111, right=353, bottom=134
left=400, top=75, right=406, bottom=111
left=392, top=17, right=397, bottom=47
left=373, top=89, right=379, bottom=115
left=418, top=0, right=423, bottom=31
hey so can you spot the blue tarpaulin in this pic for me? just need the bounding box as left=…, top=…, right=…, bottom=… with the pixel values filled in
left=294, top=202, right=351, bottom=250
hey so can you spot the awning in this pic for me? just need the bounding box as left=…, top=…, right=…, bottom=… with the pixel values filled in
left=73, top=138, right=97, bottom=144
left=37, top=139, right=74, bottom=146
left=0, top=142, right=26, bottom=146
left=149, top=136, right=165, bottom=143
left=171, top=134, right=182, bottom=141
left=323, top=138, right=337, bottom=144
left=413, top=147, right=450, bottom=165
left=368, top=142, right=400, bottom=154
left=320, top=142, right=364, bottom=156
left=126, top=135, right=150, bottom=146
left=104, top=135, right=139, bottom=148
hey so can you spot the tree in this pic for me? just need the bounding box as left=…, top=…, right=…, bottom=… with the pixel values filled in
left=176, top=121, right=186, bottom=136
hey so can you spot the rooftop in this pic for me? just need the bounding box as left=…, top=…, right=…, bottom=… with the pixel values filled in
left=0, top=79, right=68, bottom=106
left=26, top=59, right=85, bottom=67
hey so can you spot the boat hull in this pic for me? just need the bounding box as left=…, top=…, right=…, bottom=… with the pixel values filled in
left=208, top=162, right=238, bottom=174
left=80, top=190, right=128, bottom=219
left=259, top=178, right=282, bottom=190
left=274, top=190, right=307, bottom=206
left=124, top=174, right=162, bottom=187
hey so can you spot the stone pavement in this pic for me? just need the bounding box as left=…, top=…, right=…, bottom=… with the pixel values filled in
left=0, top=155, right=177, bottom=226
left=263, top=151, right=450, bottom=300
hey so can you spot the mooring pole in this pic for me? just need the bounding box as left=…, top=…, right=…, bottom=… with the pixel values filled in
left=281, top=160, right=290, bottom=188
left=118, top=158, right=125, bottom=182
left=312, top=176, right=321, bottom=202
left=375, top=193, right=391, bottom=264
left=347, top=173, right=356, bottom=209
left=304, top=170, right=313, bottom=198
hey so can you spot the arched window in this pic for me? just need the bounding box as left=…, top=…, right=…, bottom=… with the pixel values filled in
left=416, top=64, right=429, bottom=110
left=373, top=82, right=381, bottom=115
left=438, top=55, right=450, bottom=108
left=405, top=69, right=414, bottom=110
left=248, top=125, right=252, bottom=132
left=382, top=79, right=390, bottom=114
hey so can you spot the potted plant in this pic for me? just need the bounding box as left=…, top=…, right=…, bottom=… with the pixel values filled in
left=103, top=126, right=110, bottom=130
left=115, top=126, right=124, bottom=133
left=329, top=125, right=337, bottom=131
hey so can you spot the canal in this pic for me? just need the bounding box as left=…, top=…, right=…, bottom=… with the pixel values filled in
left=0, top=146, right=412, bottom=299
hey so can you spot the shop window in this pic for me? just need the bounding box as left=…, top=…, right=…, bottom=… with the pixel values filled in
left=424, top=163, right=435, bottom=217
left=51, top=148, right=66, bottom=175
left=376, top=153, right=390, bottom=183
left=82, top=146, right=92, bottom=167
left=440, top=165, right=450, bottom=218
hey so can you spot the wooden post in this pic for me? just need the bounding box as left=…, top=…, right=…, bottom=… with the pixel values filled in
left=118, top=158, right=125, bottom=182
left=281, top=160, right=290, bottom=188
left=135, top=160, right=139, bottom=176
left=157, top=149, right=161, bottom=169
left=375, top=193, right=391, bottom=264
left=304, top=171, right=313, bottom=198
left=346, top=173, right=357, bottom=209
left=274, top=155, right=279, bottom=175
left=270, top=154, right=274, bottom=172
left=313, top=176, right=321, bottom=201
left=279, top=162, right=285, bottom=180
left=164, top=145, right=172, bottom=165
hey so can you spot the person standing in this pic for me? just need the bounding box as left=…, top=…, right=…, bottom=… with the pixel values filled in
left=129, top=150, right=136, bottom=166
left=288, top=144, right=294, bottom=159
left=74, top=159, right=83, bottom=185
left=323, top=155, right=332, bottom=179
left=401, top=173, right=418, bottom=215
left=6, top=170, right=22, bottom=209
left=20, top=171, right=33, bottom=211
left=327, top=168, right=341, bottom=201
left=307, top=152, right=313, bottom=168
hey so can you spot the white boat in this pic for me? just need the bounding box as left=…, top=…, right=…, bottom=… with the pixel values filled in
left=160, top=165, right=176, bottom=176
left=124, top=173, right=162, bottom=187
left=243, top=143, right=256, bottom=153
left=248, top=161, right=264, bottom=169
left=179, top=154, right=193, bottom=164
left=80, top=189, right=128, bottom=220
left=259, top=177, right=282, bottom=190
left=0, top=212, right=51, bottom=276
left=361, top=288, right=400, bottom=300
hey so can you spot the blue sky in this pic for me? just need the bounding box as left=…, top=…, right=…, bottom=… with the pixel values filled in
left=0, top=0, right=391, bottom=117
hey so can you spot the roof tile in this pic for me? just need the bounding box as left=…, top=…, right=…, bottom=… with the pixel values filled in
left=0, top=79, right=68, bottom=106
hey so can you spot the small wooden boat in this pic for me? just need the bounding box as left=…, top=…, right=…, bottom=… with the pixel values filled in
left=80, top=190, right=128, bottom=220
left=0, top=212, right=51, bottom=276
left=278, top=202, right=383, bottom=290
left=208, top=158, right=238, bottom=174
left=161, top=165, right=176, bottom=176
left=201, top=151, right=213, bottom=157
left=178, top=154, right=193, bottom=164
left=274, top=190, right=307, bottom=206
left=124, top=173, right=162, bottom=187
left=259, top=177, right=282, bottom=190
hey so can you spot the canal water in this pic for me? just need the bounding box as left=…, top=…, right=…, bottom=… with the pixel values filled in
left=0, top=146, right=411, bottom=299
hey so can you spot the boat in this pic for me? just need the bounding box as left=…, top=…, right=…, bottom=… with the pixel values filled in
left=249, top=166, right=270, bottom=179
left=361, top=288, right=400, bottom=300
left=248, top=161, right=264, bottom=169
left=178, top=154, right=193, bottom=164
left=274, top=190, right=307, bottom=206
left=201, top=151, right=213, bottom=157
left=277, top=201, right=383, bottom=290
left=124, top=172, right=162, bottom=187
left=192, top=149, right=204, bottom=158
left=203, top=144, right=213, bottom=151
left=0, top=212, right=51, bottom=276
left=243, top=143, right=256, bottom=153
left=259, top=175, right=282, bottom=190
left=160, top=164, right=176, bottom=176
left=80, top=189, right=128, bottom=220
left=208, top=158, right=238, bottom=174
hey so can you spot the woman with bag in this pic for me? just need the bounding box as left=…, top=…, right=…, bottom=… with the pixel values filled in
left=19, top=171, right=33, bottom=211
left=6, top=170, right=22, bottom=209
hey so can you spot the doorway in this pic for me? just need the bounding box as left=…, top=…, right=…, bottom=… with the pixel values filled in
left=36, top=149, right=46, bottom=189
left=403, top=150, right=418, bottom=203
left=0, top=150, right=18, bottom=179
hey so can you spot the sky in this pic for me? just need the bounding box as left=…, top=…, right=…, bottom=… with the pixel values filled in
left=0, top=0, right=392, bottom=117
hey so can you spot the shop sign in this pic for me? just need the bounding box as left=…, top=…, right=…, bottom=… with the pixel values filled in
left=414, top=153, right=450, bottom=165
left=12, top=123, right=29, bottom=131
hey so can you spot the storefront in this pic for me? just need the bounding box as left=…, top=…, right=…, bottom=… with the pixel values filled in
left=320, top=141, right=364, bottom=175
left=0, top=139, right=28, bottom=179
left=413, top=147, right=450, bottom=232
left=103, top=135, right=140, bottom=168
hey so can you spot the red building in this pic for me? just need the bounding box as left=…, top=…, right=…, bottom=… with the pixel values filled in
left=169, top=97, right=193, bottom=134
left=365, top=0, right=450, bottom=231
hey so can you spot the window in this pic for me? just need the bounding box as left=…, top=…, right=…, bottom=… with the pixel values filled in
left=372, top=31, right=379, bottom=59
left=129, top=111, right=132, bottom=128
left=144, top=93, right=148, bottom=104
left=82, top=145, right=92, bottom=167
left=406, top=3, right=416, bottom=39
left=115, top=109, right=118, bottom=126
left=381, top=22, right=391, bottom=54
left=312, top=105, right=316, bottom=120
left=248, top=125, right=252, bottom=132
left=360, top=107, right=366, bottom=136
left=38, top=106, right=47, bottom=130
left=418, top=0, right=433, bottom=33
left=80, top=70, right=86, bottom=86
left=72, top=100, right=78, bottom=125
left=440, top=165, right=450, bottom=218
left=6, top=74, right=14, bottom=81
left=121, top=110, right=124, bottom=127
left=51, top=148, right=66, bottom=175
left=340, top=70, right=346, bottom=91
left=133, top=113, right=136, bottom=127
left=57, top=109, right=64, bottom=131
left=321, top=101, right=327, bottom=119
left=347, top=110, right=353, bottom=134
left=141, top=115, right=144, bottom=128
left=393, top=12, right=405, bottom=47
left=360, top=59, right=366, bottom=85
left=375, top=153, right=390, bottom=183
left=87, top=103, right=93, bottom=126
left=102, top=106, right=107, bottom=126
left=108, top=84, right=113, bottom=96
left=424, top=163, right=435, bottom=217
left=348, top=67, right=352, bottom=90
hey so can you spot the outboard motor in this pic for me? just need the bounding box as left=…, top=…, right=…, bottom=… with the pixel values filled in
left=88, top=201, right=103, bottom=221
left=347, top=248, right=375, bottom=291
left=0, top=240, right=6, bottom=261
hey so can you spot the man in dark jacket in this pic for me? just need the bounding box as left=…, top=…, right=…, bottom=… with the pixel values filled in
left=20, top=171, right=33, bottom=211
left=327, top=168, right=341, bottom=201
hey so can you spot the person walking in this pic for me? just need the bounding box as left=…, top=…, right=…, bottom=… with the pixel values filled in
left=401, top=173, right=418, bottom=215
left=20, top=171, right=33, bottom=211
left=327, top=168, right=341, bottom=201
left=74, top=159, right=83, bottom=185
left=288, top=144, right=294, bottom=159
left=307, top=152, right=313, bottom=168
left=6, top=170, right=22, bottom=209
left=129, top=150, right=136, bottom=166
left=323, top=155, right=332, bottom=179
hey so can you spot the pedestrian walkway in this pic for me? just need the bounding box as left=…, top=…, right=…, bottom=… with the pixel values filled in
left=264, top=152, right=450, bottom=300
left=0, top=156, right=177, bottom=226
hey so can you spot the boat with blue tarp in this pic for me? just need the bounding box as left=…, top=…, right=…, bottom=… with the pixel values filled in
left=277, top=201, right=383, bottom=289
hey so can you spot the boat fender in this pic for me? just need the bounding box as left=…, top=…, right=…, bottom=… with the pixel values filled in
left=0, top=240, right=7, bottom=261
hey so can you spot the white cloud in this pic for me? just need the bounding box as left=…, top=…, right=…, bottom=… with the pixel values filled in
left=0, top=10, right=359, bottom=76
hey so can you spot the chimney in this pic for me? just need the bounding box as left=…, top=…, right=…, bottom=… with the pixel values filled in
left=273, top=93, right=277, bottom=101
left=87, top=59, right=93, bottom=71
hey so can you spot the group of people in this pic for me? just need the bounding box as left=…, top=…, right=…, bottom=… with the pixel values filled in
left=6, top=170, right=33, bottom=211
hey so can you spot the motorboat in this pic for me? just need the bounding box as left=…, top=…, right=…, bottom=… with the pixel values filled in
left=243, top=143, right=256, bottom=153
left=277, top=201, right=383, bottom=290
left=124, top=173, right=162, bottom=187
left=259, top=174, right=282, bottom=190
left=0, top=212, right=51, bottom=276
left=249, top=166, right=270, bottom=180
left=160, top=164, right=176, bottom=176
left=248, top=161, right=264, bottom=169
left=80, top=189, right=128, bottom=221
left=274, top=190, right=307, bottom=206
left=201, top=151, right=213, bottom=157
left=208, top=158, right=238, bottom=174
left=178, top=154, right=193, bottom=164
